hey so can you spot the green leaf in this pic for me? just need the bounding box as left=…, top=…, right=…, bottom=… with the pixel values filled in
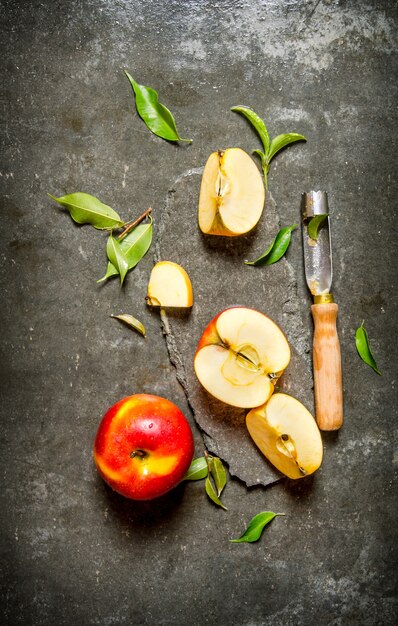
left=230, top=107, right=306, bottom=190
left=245, top=224, right=297, bottom=266
left=98, top=220, right=152, bottom=282
left=230, top=511, right=285, bottom=543
left=106, top=236, right=129, bottom=285
left=111, top=314, right=146, bottom=337
left=183, top=457, right=208, bottom=481
left=118, top=219, right=152, bottom=267
left=355, top=321, right=381, bottom=375
left=48, top=192, right=124, bottom=230
left=209, top=457, right=227, bottom=497
left=252, top=149, right=266, bottom=165
left=125, top=71, right=192, bottom=143
left=231, top=106, right=270, bottom=154
left=307, top=214, right=328, bottom=241
left=268, top=133, right=306, bottom=161
left=205, top=476, right=227, bottom=510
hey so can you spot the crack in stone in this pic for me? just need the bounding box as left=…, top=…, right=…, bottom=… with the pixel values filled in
left=153, top=169, right=313, bottom=487
left=153, top=180, right=214, bottom=456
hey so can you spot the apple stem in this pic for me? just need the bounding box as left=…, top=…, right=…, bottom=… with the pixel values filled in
left=263, top=165, right=269, bottom=190
left=130, top=449, right=147, bottom=459
left=117, top=207, right=152, bottom=240
left=160, top=308, right=170, bottom=335
left=204, top=450, right=213, bottom=475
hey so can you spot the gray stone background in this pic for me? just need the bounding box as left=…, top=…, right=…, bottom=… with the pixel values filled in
left=1, top=1, right=397, bottom=624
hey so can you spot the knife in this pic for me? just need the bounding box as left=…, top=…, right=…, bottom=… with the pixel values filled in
left=301, top=191, right=343, bottom=431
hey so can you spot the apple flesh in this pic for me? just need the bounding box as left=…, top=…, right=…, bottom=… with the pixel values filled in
left=94, top=394, right=194, bottom=500
left=198, top=148, right=265, bottom=236
left=246, top=393, right=323, bottom=479
left=194, top=307, right=290, bottom=408
left=146, top=261, right=193, bottom=308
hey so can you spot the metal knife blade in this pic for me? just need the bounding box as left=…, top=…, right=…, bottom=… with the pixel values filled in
left=301, top=190, right=333, bottom=301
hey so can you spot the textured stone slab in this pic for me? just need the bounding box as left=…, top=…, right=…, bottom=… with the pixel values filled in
left=155, top=168, right=313, bottom=486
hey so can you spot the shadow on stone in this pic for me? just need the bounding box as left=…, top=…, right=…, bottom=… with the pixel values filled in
left=321, top=430, right=340, bottom=446
left=194, top=385, right=246, bottom=427
left=199, top=225, right=260, bottom=259
left=284, top=474, right=316, bottom=500
left=95, top=475, right=188, bottom=529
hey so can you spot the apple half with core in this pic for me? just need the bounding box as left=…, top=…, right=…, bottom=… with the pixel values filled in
left=146, top=261, right=193, bottom=308
left=194, top=307, right=290, bottom=408
left=198, top=148, right=265, bottom=236
left=94, top=394, right=194, bottom=500
left=246, top=393, right=323, bottom=479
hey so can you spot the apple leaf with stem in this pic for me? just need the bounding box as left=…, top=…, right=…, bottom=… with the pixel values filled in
left=231, top=105, right=306, bottom=190
left=110, top=314, right=146, bottom=337
left=230, top=511, right=285, bottom=543
left=307, top=214, right=328, bottom=241
left=355, top=321, right=381, bottom=375
left=185, top=454, right=228, bottom=507
left=98, top=216, right=153, bottom=283
left=245, top=224, right=297, bottom=266
left=49, top=191, right=152, bottom=285
left=125, top=71, right=192, bottom=143
left=48, top=192, right=125, bottom=230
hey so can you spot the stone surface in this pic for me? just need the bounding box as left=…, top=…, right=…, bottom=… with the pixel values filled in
left=156, top=179, right=313, bottom=486
left=1, top=1, right=397, bottom=625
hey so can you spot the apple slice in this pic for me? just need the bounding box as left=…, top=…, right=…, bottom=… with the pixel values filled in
left=194, top=307, right=290, bottom=408
left=198, top=148, right=265, bottom=236
left=246, top=393, right=323, bottom=479
left=146, top=261, right=193, bottom=308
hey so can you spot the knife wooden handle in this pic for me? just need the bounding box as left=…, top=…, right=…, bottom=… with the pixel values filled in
left=311, top=302, right=343, bottom=431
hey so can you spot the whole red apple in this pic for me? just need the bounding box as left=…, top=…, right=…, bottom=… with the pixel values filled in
left=94, top=394, right=194, bottom=500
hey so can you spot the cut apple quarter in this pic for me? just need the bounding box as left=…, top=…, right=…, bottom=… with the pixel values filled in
left=246, top=393, right=323, bottom=479
left=146, top=261, right=193, bottom=308
left=198, top=148, right=265, bottom=236
left=194, top=306, right=290, bottom=408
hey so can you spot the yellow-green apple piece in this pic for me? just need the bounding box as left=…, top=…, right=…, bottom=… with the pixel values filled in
left=198, top=148, right=265, bottom=236
left=194, top=307, right=290, bottom=408
left=246, top=393, right=323, bottom=479
left=146, top=261, right=193, bottom=308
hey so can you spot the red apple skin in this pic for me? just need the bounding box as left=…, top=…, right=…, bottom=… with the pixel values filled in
left=94, top=394, right=194, bottom=501
left=196, top=306, right=241, bottom=352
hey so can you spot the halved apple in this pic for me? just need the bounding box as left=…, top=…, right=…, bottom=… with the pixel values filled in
left=146, top=261, right=193, bottom=308
left=246, top=393, right=323, bottom=479
left=198, top=148, right=265, bottom=236
left=194, top=307, right=290, bottom=408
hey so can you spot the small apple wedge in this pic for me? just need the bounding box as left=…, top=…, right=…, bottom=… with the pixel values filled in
left=194, top=307, right=290, bottom=408
left=146, top=261, right=193, bottom=308
left=246, top=393, right=323, bottom=479
left=198, top=148, right=265, bottom=236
